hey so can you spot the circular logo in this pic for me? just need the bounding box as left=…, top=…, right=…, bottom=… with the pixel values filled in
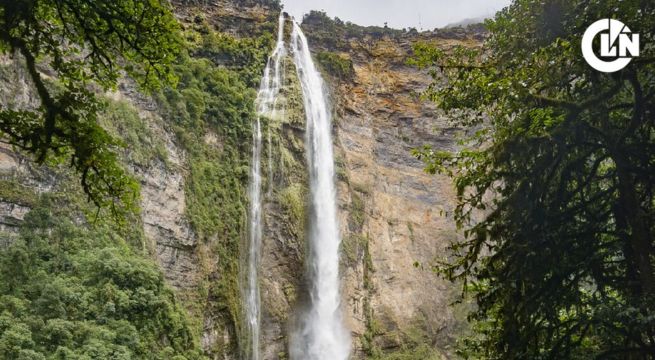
left=582, top=19, right=640, bottom=73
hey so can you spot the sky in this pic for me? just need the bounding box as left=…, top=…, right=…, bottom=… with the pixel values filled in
left=281, top=0, right=512, bottom=30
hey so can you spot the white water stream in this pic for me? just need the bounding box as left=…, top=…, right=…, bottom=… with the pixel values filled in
left=246, top=13, right=286, bottom=360
left=289, top=21, right=351, bottom=360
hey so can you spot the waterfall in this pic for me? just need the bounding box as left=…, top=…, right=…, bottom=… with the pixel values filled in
left=246, top=12, right=286, bottom=360
left=246, top=15, right=350, bottom=360
left=289, top=21, right=351, bottom=360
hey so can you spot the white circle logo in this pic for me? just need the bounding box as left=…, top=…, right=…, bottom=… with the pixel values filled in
left=582, top=19, right=640, bottom=73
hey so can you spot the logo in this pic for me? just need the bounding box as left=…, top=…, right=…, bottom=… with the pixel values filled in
left=582, top=19, right=639, bottom=72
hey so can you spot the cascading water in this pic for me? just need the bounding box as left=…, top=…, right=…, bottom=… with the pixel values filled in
left=246, top=15, right=349, bottom=359
left=289, top=21, right=351, bottom=360
left=246, top=13, right=286, bottom=360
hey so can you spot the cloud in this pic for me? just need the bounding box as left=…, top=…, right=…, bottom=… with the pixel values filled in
left=282, top=0, right=511, bottom=30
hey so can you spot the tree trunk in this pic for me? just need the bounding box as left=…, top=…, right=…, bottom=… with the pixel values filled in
left=614, top=156, right=655, bottom=297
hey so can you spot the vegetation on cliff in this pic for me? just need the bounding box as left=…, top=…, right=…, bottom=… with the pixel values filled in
left=6, top=0, right=653, bottom=359
left=154, top=12, right=275, bottom=355
left=316, top=51, right=354, bottom=80
left=413, top=0, right=655, bottom=358
left=0, top=0, right=181, bottom=214
left=301, top=10, right=408, bottom=51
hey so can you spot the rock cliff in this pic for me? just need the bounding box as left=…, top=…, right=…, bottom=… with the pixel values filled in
left=257, top=12, right=483, bottom=359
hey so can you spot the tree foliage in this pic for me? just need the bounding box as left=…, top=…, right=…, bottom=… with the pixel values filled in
left=0, top=196, right=205, bottom=359
left=411, top=0, right=655, bottom=358
left=0, top=0, right=181, bottom=213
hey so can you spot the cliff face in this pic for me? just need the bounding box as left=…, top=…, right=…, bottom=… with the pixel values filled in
left=252, top=11, right=484, bottom=359
left=0, top=2, right=483, bottom=359
left=319, top=29, right=473, bottom=359
left=259, top=13, right=483, bottom=359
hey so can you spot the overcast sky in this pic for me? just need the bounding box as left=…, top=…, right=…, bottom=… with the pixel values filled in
left=282, top=0, right=512, bottom=30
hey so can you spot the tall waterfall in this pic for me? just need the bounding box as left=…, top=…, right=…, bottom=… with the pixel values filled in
left=290, top=21, right=351, bottom=360
left=246, top=13, right=286, bottom=360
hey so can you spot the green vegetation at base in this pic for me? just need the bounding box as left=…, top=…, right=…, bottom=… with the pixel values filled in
left=363, top=311, right=442, bottom=360
left=361, top=299, right=382, bottom=357
left=0, top=194, right=204, bottom=360
left=369, top=334, right=441, bottom=360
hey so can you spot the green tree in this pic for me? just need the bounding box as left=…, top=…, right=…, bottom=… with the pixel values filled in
left=411, top=0, right=655, bottom=358
left=0, top=0, right=181, bottom=213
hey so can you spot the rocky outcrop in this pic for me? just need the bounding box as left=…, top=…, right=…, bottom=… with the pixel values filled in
left=0, top=57, right=56, bottom=241
left=172, top=0, right=280, bottom=37
left=334, top=59, right=463, bottom=357
left=0, top=42, right=208, bottom=351
left=106, top=90, right=201, bottom=296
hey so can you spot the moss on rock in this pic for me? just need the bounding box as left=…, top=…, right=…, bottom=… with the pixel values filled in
left=277, top=184, right=307, bottom=240
left=316, top=51, right=354, bottom=80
